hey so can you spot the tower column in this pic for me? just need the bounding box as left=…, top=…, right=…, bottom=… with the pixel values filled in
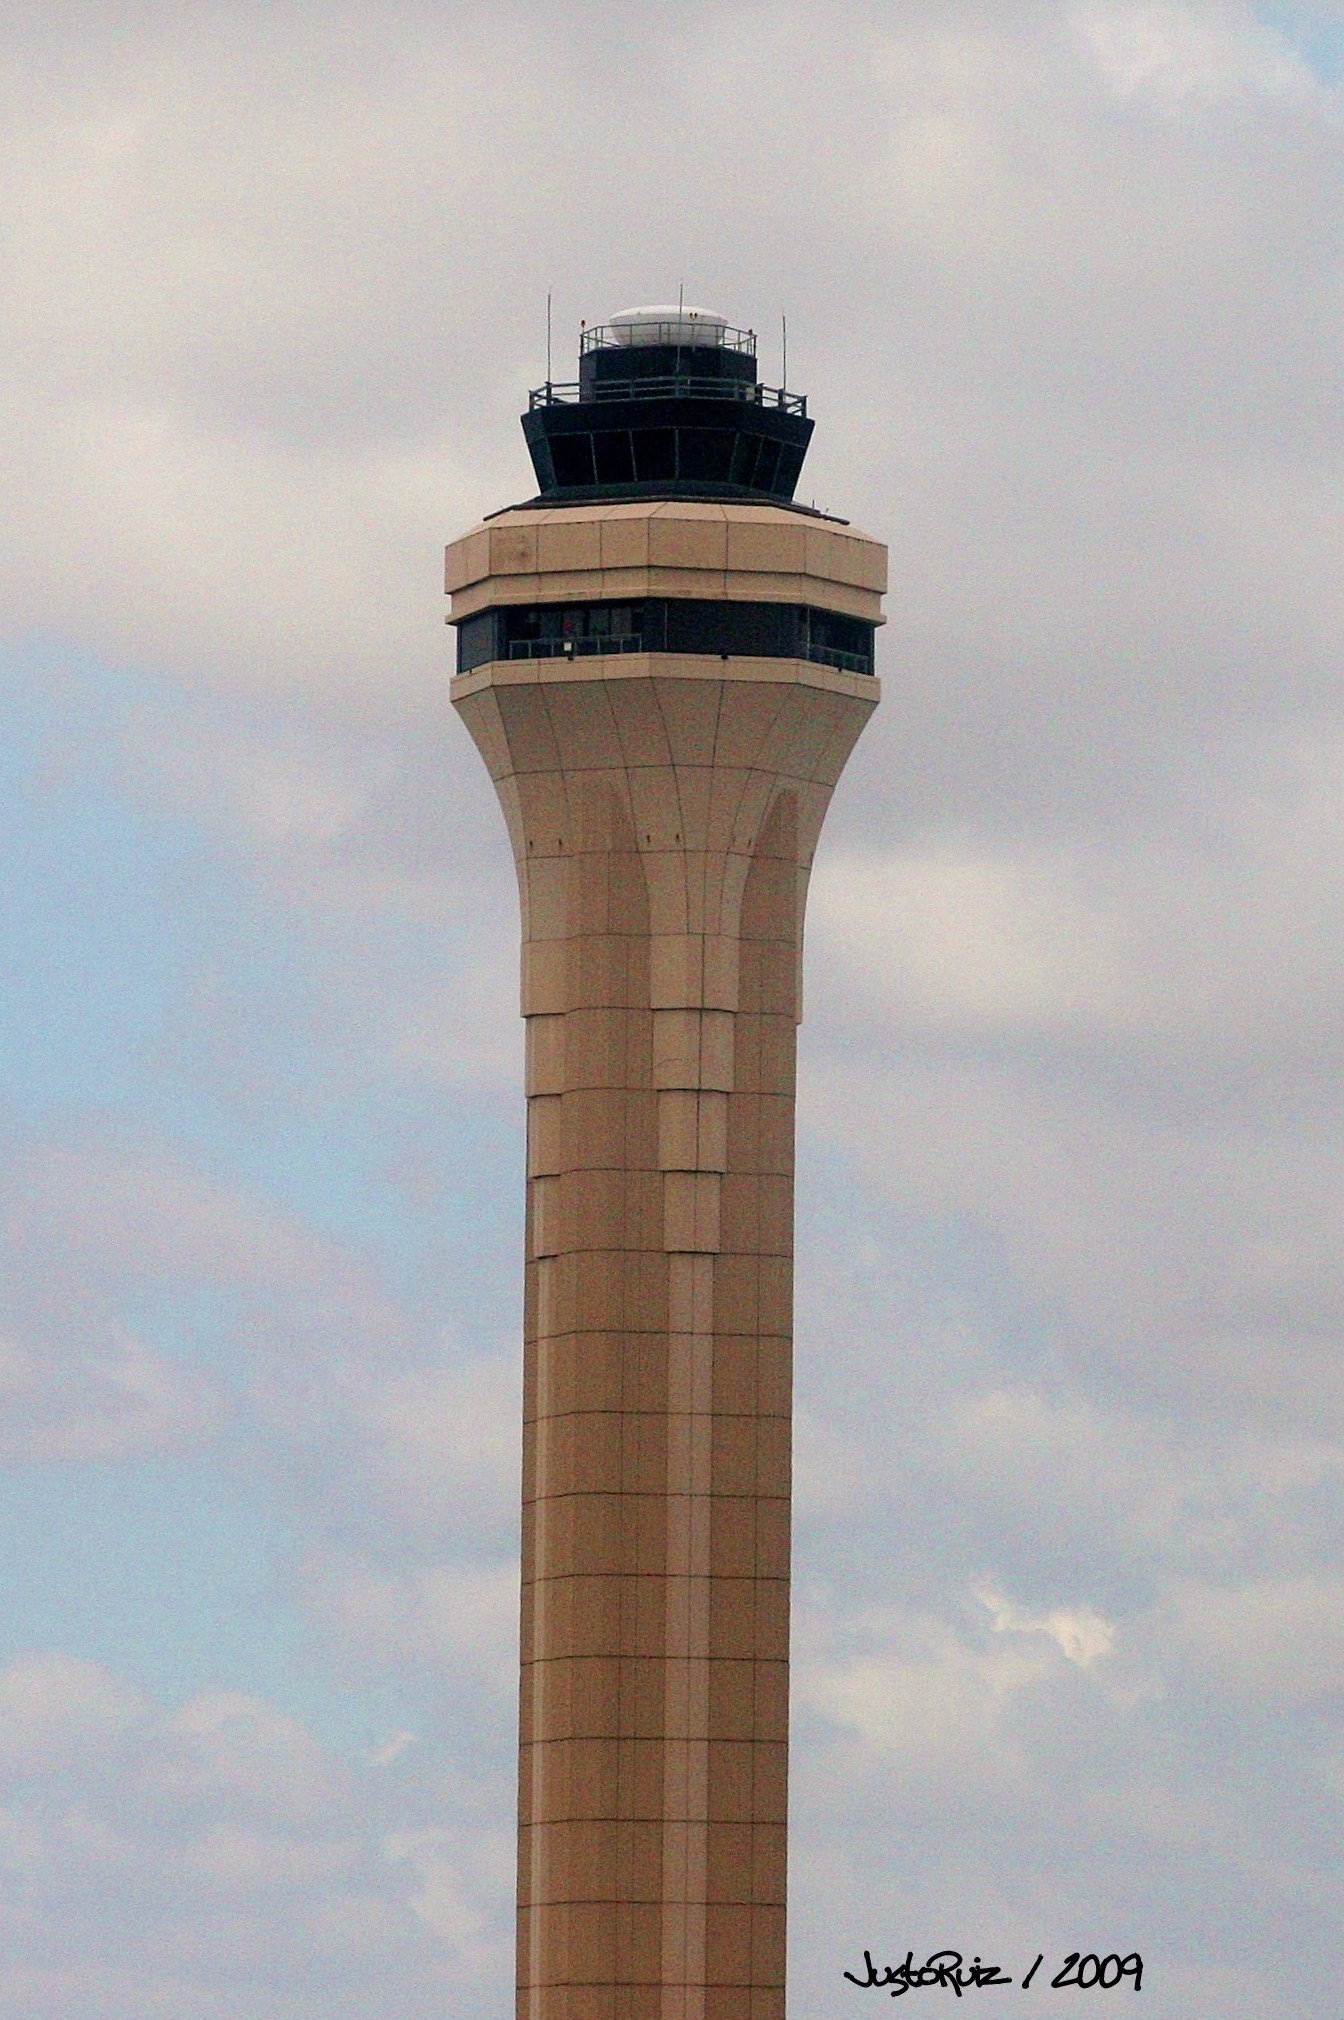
left=454, top=642, right=879, bottom=2020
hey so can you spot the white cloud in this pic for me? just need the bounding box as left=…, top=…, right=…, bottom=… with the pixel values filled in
left=368, top=1730, right=417, bottom=1768
left=384, top=1824, right=511, bottom=1969
left=182, top=1823, right=359, bottom=1891
left=1156, top=1572, right=1344, bottom=1701
left=0, top=1331, right=226, bottom=1464
left=150, top=1692, right=341, bottom=1819
left=0, top=1654, right=145, bottom=1774
left=0, top=1134, right=338, bottom=1290
left=0, top=1656, right=509, bottom=2017
left=135, top=719, right=384, bottom=848
left=351, top=1355, right=521, bottom=1533
left=810, top=845, right=1122, bottom=1034
left=976, top=1580, right=1117, bottom=1667
left=812, top=726, right=1344, bottom=1061
left=1077, top=2, right=1314, bottom=104
left=797, top=1606, right=1061, bottom=1785
left=300, top=1553, right=518, bottom=1687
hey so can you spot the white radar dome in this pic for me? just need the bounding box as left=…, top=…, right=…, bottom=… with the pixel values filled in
left=608, top=304, right=729, bottom=347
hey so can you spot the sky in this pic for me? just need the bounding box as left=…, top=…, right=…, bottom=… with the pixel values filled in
left=1, top=2, right=1343, bottom=2014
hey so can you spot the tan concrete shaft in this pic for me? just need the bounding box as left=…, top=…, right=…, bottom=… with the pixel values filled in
left=453, top=647, right=877, bottom=2020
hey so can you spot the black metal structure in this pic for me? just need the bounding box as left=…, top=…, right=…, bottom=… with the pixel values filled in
left=522, top=318, right=813, bottom=504
left=456, top=598, right=874, bottom=678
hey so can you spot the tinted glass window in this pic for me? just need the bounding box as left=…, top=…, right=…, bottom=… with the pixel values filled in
left=803, top=606, right=875, bottom=672
left=633, top=429, right=677, bottom=481
left=753, top=439, right=781, bottom=491
left=664, top=601, right=721, bottom=654
left=550, top=434, right=596, bottom=487
left=462, top=600, right=873, bottom=673
left=730, top=433, right=761, bottom=487
left=594, top=431, right=635, bottom=483
left=456, top=611, right=496, bottom=673
left=677, top=429, right=735, bottom=482
left=774, top=444, right=805, bottom=496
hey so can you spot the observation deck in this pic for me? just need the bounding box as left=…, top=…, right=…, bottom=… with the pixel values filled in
left=521, top=303, right=814, bottom=505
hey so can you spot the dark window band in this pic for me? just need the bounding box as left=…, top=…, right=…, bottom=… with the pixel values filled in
left=456, top=599, right=875, bottom=678
left=545, top=427, right=796, bottom=496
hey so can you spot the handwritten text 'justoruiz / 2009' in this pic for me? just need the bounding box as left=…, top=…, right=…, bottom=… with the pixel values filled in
left=844, top=1949, right=1144, bottom=1996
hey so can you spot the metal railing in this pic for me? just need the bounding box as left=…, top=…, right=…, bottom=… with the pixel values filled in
left=507, top=635, right=644, bottom=660
left=500, top=636, right=871, bottom=674
left=806, top=643, right=872, bottom=675
left=580, top=320, right=757, bottom=356
left=529, top=377, right=807, bottom=416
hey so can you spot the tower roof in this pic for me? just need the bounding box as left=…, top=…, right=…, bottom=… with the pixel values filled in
left=603, top=304, right=732, bottom=348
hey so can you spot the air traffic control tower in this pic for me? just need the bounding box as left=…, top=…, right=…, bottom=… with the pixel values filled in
left=447, top=305, right=885, bottom=2020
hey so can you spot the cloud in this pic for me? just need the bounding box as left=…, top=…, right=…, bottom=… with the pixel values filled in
left=0, top=1657, right=510, bottom=2018
left=0, top=1131, right=338, bottom=1297
left=811, top=722, right=1344, bottom=1074
left=799, top=1042, right=1344, bottom=1431
left=300, top=1553, right=519, bottom=1689
left=245, top=1339, right=524, bottom=1564
left=976, top=1580, right=1117, bottom=1667
left=150, top=1691, right=340, bottom=1815
left=348, top=1354, right=521, bottom=1534
left=1156, top=1571, right=1344, bottom=1702
left=384, top=1825, right=510, bottom=1966
left=180, top=1821, right=359, bottom=1892
left=795, top=1594, right=1117, bottom=1795
left=1077, top=1, right=1315, bottom=104
left=369, top=1730, right=417, bottom=1768
left=0, top=1330, right=226, bottom=1464
left=0, top=1653, right=146, bottom=1774
left=811, top=845, right=1123, bottom=1035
